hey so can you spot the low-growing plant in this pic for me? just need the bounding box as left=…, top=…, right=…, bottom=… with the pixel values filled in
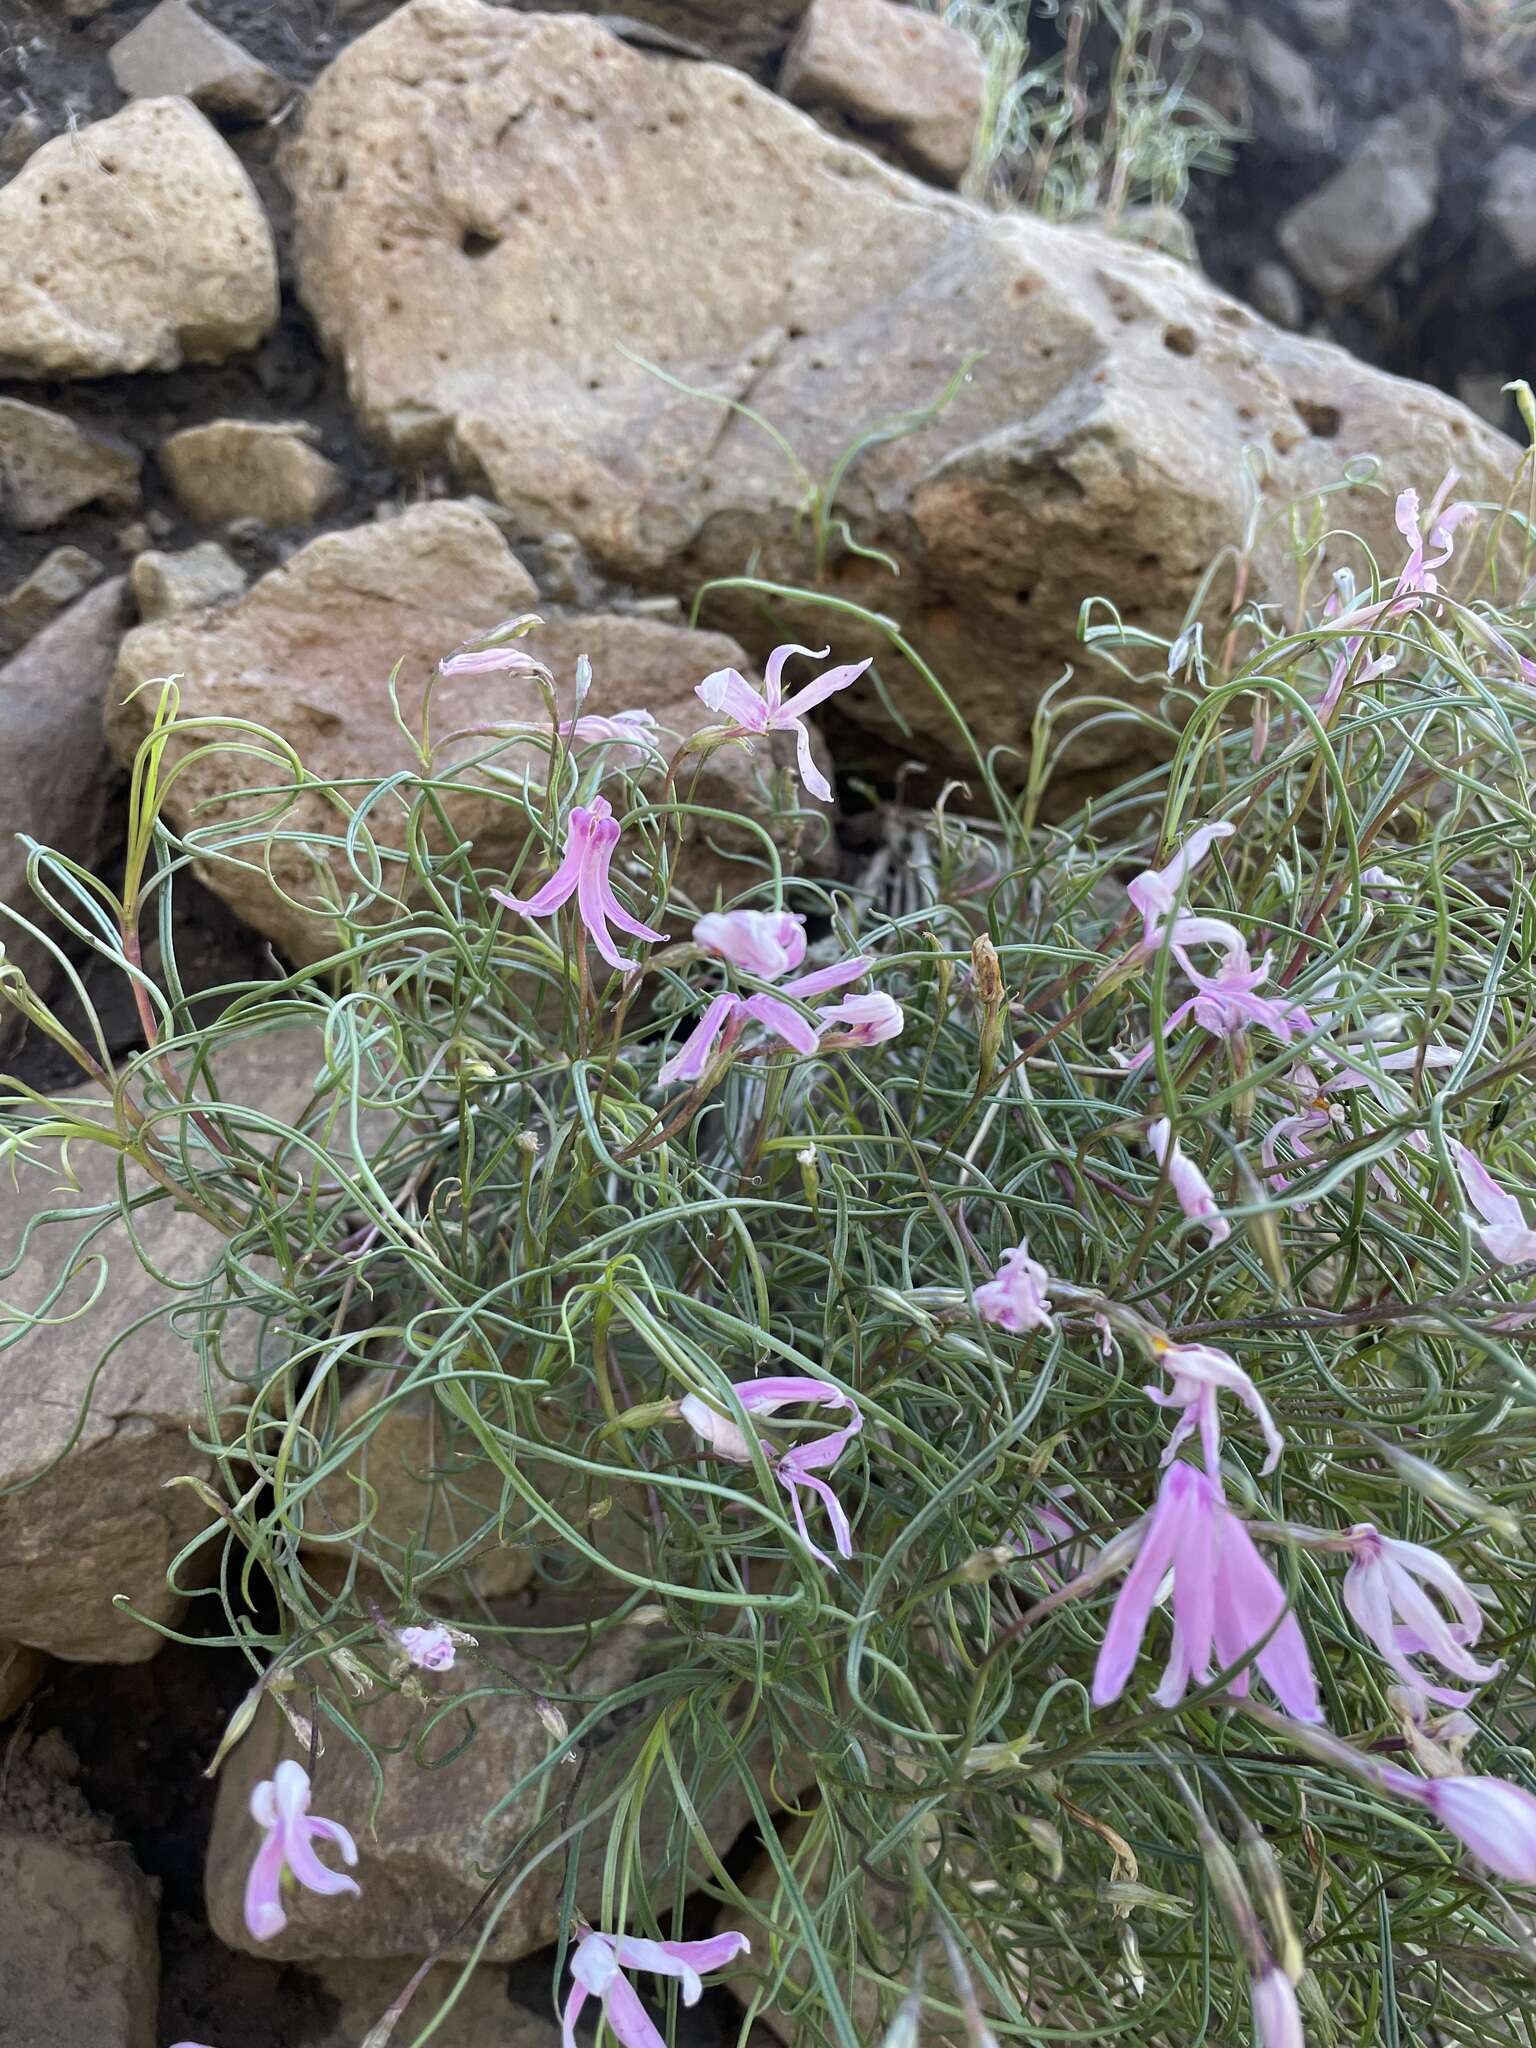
left=7, top=417, right=1536, bottom=2048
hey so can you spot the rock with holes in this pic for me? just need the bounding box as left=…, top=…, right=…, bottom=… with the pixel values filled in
left=780, top=0, right=983, bottom=187
left=204, top=1619, right=761, bottom=1960
left=0, top=97, right=278, bottom=377
left=284, top=0, right=1518, bottom=781
left=0, top=577, right=126, bottom=1054
left=159, top=417, right=343, bottom=528
left=106, top=501, right=834, bottom=963
left=0, top=398, right=141, bottom=531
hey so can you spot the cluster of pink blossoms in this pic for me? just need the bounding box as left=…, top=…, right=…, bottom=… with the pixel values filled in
left=972, top=1222, right=1534, bottom=2040
left=488, top=646, right=903, bottom=1084
left=1122, top=821, right=1310, bottom=1068
left=228, top=653, right=882, bottom=2018
left=229, top=624, right=1536, bottom=2043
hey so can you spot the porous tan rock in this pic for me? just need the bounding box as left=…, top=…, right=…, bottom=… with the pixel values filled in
left=285, top=0, right=1519, bottom=779
left=107, top=502, right=832, bottom=963
left=205, top=1621, right=760, bottom=1960
left=0, top=398, right=141, bottom=531
left=0, top=578, right=127, bottom=1055
left=159, top=417, right=343, bottom=528
left=109, top=0, right=289, bottom=123
left=0, top=545, right=103, bottom=654
left=780, top=0, right=983, bottom=186
left=0, top=98, right=278, bottom=377
left=130, top=539, right=246, bottom=619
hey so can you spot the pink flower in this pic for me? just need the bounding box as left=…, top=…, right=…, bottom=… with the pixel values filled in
left=1341, top=1524, right=1501, bottom=1707
left=692, top=909, right=870, bottom=998
left=815, top=991, right=904, bottom=1046
left=1452, top=1142, right=1536, bottom=1265
left=1144, top=1335, right=1284, bottom=1475
left=397, top=1623, right=455, bottom=1672
left=1126, top=822, right=1243, bottom=959
left=694, top=909, right=808, bottom=980
left=679, top=1375, right=863, bottom=1566
left=564, top=1930, right=750, bottom=2048
left=1251, top=1968, right=1306, bottom=2048
left=1092, top=1462, right=1321, bottom=1721
left=1384, top=1770, right=1536, bottom=1885
left=1133, top=944, right=1309, bottom=1067
left=658, top=911, right=875, bottom=1086
left=1319, top=1041, right=1456, bottom=1108
left=493, top=796, right=667, bottom=974
left=975, top=1240, right=1054, bottom=1335
left=438, top=644, right=545, bottom=677
left=1147, top=1118, right=1229, bottom=1246
left=1393, top=473, right=1475, bottom=602
left=243, top=1760, right=359, bottom=1942
left=657, top=989, right=819, bottom=1086
left=1261, top=1066, right=1336, bottom=1185
left=561, top=708, right=660, bottom=748
left=1313, top=476, right=1473, bottom=718
left=695, top=643, right=870, bottom=804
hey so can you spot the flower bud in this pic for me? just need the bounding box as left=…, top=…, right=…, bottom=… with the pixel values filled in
left=972, top=933, right=1005, bottom=1088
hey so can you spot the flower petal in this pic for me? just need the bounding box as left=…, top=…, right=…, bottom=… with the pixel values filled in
left=696, top=668, right=770, bottom=729
left=776, top=656, right=872, bottom=722
left=780, top=955, right=871, bottom=999
left=242, top=1824, right=289, bottom=1943
left=599, top=1970, right=670, bottom=2048
left=788, top=716, right=833, bottom=804
left=742, top=991, right=819, bottom=1055
left=658, top=991, right=741, bottom=1088
left=1092, top=1463, right=1202, bottom=1708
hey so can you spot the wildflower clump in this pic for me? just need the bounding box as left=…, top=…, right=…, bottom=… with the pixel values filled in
left=7, top=448, right=1536, bottom=2048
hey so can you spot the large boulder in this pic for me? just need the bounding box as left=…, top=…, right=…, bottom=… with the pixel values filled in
left=284, top=0, right=1518, bottom=778
left=0, top=97, right=278, bottom=376
left=205, top=1619, right=760, bottom=1960
left=107, top=502, right=832, bottom=964
left=0, top=578, right=128, bottom=1054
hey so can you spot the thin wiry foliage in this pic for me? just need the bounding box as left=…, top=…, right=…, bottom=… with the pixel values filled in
left=922, top=0, right=1235, bottom=220
left=5, top=421, right=1536, bottom=2048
